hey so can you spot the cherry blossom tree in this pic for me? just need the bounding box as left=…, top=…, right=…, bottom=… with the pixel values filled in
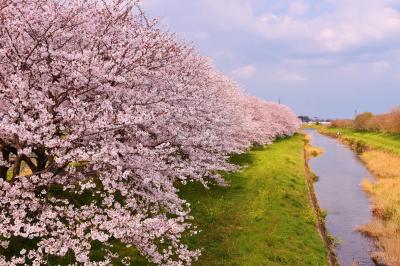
left=239, top=97, right=300, bottom=145
left=0, top=0, right=300, bottom=265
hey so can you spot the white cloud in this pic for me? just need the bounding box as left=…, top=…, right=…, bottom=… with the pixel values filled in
left=231, top=65, right=256, bottom=80
left=288, top=0, right=309, bottom=16
left=258, top=1, right=400, bottom=53
left=257, top=14, right=310, bottom=42
left=143, top=0, right=400, bottom=54
left=145, top=0, right=400, bottom=50
left=142, top=0, right=400, bottom=117
left=276, top=70, right=307, bottom=83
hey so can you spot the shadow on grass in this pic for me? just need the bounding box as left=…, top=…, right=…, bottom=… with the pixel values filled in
left=228, top=152, right=255, bottom=166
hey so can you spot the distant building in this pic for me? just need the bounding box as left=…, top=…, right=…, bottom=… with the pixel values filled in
left=298, top=115, right=332, bottom=125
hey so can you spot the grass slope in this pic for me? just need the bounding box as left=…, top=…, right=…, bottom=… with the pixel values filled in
left=174, top=134, right=326, bottom=265
left=317, top=127, right=400, bottom=155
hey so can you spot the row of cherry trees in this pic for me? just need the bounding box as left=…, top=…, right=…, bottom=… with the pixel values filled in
left=0, top=0, right=300, bottom=265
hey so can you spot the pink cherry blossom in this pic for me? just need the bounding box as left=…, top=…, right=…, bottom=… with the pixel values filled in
left=0, top=0, right=300, bottom=265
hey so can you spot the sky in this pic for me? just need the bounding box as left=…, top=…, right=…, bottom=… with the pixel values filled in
left=141, top=0, right=400, bottom=119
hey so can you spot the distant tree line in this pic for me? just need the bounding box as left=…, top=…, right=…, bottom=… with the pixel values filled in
left=331, top=108, right=400, bottom=133
left=298, top=116, right=331, bottom=123
left=298, top=116, right=311, bottom=123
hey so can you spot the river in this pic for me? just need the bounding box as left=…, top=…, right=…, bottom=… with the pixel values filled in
left=305, top=129, right=375, bottom=266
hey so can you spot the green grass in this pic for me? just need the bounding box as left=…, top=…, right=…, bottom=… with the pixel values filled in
left=176, top=134, right=326, bottom=266
left=129, top=134, right=326, bottom=265
left=4, top=135, right=327, bottom=265
left=317, top=126, right=400, bottom=155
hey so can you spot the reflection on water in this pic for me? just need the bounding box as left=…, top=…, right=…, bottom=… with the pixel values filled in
left=305, top=129, right=375, bottom=266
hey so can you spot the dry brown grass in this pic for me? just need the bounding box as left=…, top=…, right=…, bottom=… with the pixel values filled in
left=358, top=150, right=400, bottom=265
left=359, top=219, right=400, bottom=266
left=361, top=150, right=400, bottom=179
left=305, top=146, right=324, bottom=158
left=360, top=179, right=374, bottom=194
left=304, top=134, right=324, bottom=158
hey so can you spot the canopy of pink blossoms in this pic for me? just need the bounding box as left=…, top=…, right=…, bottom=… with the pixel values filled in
left=0, top=0, right=300, bottom=265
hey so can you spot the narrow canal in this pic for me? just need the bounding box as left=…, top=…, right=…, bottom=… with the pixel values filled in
left=305, top=129, right=375, bottom=266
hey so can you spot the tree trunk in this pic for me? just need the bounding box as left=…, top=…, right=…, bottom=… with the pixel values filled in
left=35, top=149, right=47, bottom=172
left=0, top=148, right=10, bottom=180
left=12, top=155, right=22, bottom=178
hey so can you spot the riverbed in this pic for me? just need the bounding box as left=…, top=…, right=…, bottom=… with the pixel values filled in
left=305, top=129, right=375, bottom=266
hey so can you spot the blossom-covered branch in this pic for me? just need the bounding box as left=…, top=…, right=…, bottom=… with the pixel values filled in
left=0, top=0, right=300, bottom=265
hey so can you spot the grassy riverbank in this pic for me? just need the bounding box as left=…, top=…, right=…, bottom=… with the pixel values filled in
left=313, top=125, right=400, bottom=265
left=131, top=134, right=327, bottom=265
left=315, top=126, right=400, bottom=155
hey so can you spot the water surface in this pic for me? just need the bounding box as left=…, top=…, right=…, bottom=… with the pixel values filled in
left=305, top=129, right=375, bottom=266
